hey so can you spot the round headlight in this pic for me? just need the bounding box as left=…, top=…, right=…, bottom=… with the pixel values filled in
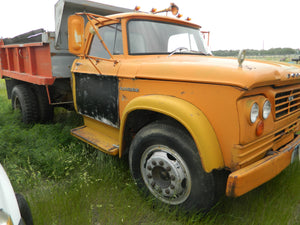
left=250, top=102, right=259, bottom=123
left=263, top=100, right=271, bottom=119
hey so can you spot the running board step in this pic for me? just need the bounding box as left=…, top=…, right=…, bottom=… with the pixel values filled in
left=71, top=126, right=119, bottom=155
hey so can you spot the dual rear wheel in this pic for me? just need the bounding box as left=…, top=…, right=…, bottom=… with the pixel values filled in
left=11, top=84, right=53, bottom=124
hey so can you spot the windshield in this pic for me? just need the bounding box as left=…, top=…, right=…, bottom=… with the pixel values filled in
left=127, top=20, right=211, bottom=55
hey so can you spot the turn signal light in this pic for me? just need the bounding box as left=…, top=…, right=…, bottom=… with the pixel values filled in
left=134, top=6, right=141, bottom=11
left=186, top=17, right=191, bottom=21
left=256, top=120, right=264, bottom=136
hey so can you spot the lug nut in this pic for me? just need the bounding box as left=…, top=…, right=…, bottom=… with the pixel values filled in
left=170, top=184, right=175, bottom=189
left=166, top=166, right=171, bottom=171
left=152, top=161, right=157, bottom=166
left=170, top=175, right=176, bottom=181
left=147, top=165, right=152, bottom=170
left=147, top=174, right=152, bottom=178
left=159, top=161, right=164, bottom=166
left=165, top=189, right=170, bottom=194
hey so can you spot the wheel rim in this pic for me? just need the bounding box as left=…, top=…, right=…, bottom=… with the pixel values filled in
left=13, top=96, right=22, bottom=112
left=140, top=145, right=191, bottom=205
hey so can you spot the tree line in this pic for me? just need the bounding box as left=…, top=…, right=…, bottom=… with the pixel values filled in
left=212, top=48, right=299, bottom=57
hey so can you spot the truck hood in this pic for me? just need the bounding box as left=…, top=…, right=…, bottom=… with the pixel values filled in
left=122, top=55, right=300, bottom=90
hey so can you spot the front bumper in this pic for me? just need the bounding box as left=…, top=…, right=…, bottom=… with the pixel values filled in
left=226, top=135, right=300, bottom=197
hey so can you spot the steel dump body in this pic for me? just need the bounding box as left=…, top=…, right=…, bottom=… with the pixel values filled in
left=0, top=31, right=75, bottom=85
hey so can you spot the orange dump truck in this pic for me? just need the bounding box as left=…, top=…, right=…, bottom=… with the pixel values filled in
left=1, top=0, right=300, bottom=211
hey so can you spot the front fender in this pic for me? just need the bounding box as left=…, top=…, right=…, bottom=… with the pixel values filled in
left=120, top=95, right=224, bottom=172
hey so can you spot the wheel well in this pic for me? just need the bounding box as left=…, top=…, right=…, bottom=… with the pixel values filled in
left=4, top=78, right=72, bottom=107
left=121, top=110, right=191, bottom=157
left=4, top=79, right=45, bottom=100
left=4, top=78, right=26, bottom=99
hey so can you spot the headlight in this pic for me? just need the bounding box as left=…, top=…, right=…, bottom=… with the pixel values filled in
left=250, top=102, right=259, bottom=123
left=262, top=100, right=271, bottom=119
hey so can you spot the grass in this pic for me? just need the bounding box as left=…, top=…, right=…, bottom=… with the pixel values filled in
left=246, top=54, right=299, bottom=63
left=0, top=79, right=299, bottom=225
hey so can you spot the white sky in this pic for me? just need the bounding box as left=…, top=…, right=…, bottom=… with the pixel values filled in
left=1, top=0, right=299, bottom=51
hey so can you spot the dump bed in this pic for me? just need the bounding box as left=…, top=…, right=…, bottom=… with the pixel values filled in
left=0, top=30, right=75, bottom=85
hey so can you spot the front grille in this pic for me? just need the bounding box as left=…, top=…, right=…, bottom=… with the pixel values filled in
left=275, top=88, right=300, bottom=119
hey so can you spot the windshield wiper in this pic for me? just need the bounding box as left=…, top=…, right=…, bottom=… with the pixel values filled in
left=168, top=47, right=189, bottom=57
left=168, top=47, right=209, bottom=57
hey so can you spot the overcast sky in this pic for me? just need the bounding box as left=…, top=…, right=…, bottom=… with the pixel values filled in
left=1, top=0, right=299, bottom=50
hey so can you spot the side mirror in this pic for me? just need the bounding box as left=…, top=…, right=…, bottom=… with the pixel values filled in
left=68, top=15, right=84, bottom=55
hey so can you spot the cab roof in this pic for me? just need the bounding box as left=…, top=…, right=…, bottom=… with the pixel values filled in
left=98, top=12, right=202, bottom=29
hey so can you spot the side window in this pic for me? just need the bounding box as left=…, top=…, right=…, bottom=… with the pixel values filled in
left=89, top=24, right=123, bottom=59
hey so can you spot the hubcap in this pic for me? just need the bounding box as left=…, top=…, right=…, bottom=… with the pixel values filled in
left=140, top=145, right=191, bottom=205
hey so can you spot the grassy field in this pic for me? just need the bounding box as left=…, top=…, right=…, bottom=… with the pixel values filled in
left=246, top=54, right=299, bottom=63
left=0, top=79, right=299, bottom=225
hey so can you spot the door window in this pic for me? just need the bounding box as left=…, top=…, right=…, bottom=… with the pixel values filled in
left=89, top=24, right=123, bottom=59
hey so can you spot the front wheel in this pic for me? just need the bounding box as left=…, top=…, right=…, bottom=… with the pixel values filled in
left=129, top=121, right=217, bottom=211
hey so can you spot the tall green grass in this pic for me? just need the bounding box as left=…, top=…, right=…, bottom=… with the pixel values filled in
left=0, top=79, right=299, bottom=224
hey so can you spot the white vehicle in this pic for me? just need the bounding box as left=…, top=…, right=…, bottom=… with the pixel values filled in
left=0, top=164, right=33, bottom=225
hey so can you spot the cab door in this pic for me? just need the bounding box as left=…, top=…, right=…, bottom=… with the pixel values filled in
left=72, top=23, right=123, bottom=128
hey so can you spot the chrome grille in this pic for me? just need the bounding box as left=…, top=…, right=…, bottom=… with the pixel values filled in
left=275, top=88, right=300, bottom=119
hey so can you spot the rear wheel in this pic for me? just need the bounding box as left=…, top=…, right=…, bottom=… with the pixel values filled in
left=11, top=85, right=39, bottom=124
left=129, top=121, right=218, bottom=211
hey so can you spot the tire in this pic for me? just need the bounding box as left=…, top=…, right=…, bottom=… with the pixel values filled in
left=34, top=86, right=54, bottom=123
left=15, top=193, right=34, bottom=225
left=11, top=85, right=39, bottom=124
left=129, top=121, right=217, bottom=211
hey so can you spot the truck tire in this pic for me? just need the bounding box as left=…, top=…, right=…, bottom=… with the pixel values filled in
left=15, top=193, right=34, bottom=225
left=34, top=86, right=54, bottom=123
left=129, top=121, right=217, bottom=211
left=11, top=85, right=39, bottom=124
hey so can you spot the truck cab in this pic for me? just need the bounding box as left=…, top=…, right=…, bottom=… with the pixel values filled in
left=68, top=7, right=300, bottom=211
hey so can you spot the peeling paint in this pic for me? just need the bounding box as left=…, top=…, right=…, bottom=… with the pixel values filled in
left=74, top=72, right=119, bottom=127
left=74, top=30, right=82, bottom=44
